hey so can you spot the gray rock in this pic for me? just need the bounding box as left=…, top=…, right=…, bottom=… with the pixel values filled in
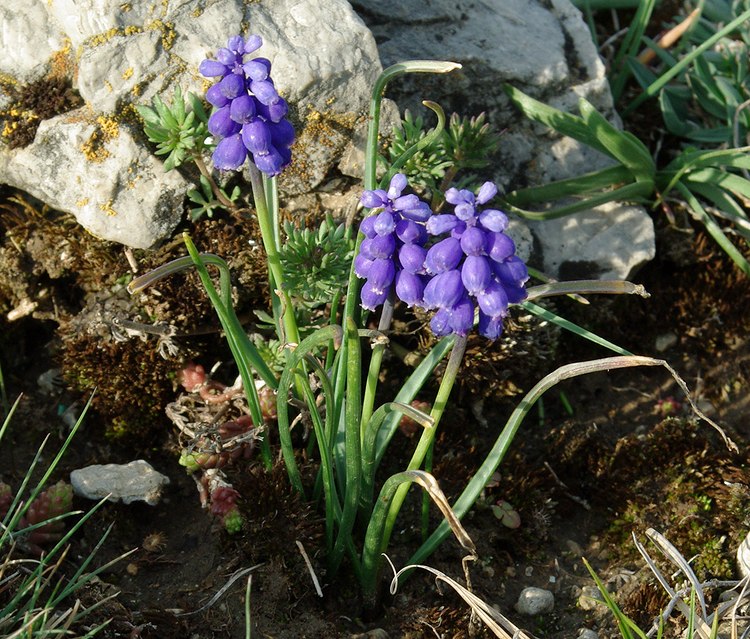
left=578, top=630, right=599, bottom=639
left=527, top=201, right=656, bottom=281
left=70, top=460, right=170, bottom=505
left=0, top=0, right=382, bottom=246
left=515, top=586, right=554, bottom=615
left=0, top=115, right=186, bottom=249
left=351, top=0, right=654, bottom=280
left=577, top=585, right=605, bottom=611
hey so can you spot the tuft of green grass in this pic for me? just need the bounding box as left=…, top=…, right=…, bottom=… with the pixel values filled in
left=0, top=394, right=130, bottom=636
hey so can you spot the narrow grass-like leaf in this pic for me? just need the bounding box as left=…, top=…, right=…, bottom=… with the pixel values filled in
left=522, top=301, right=632, bottom=355
left=373, top=335, right=454, bottom=466
left=504, top=85, right=609, bottom=156
left=623, top=8, right=750, bottom=116
left=329, top=318, right=363, bottom=576
left=582, top=558, right=648, bottom=639
left=408, top=354, right=728, bottom=568
left=360, top=402, right=434, bottom=515
left=609, top=0, right=657, bottom=103
left=579, top=100, right=655, bottom=177
left=504, top=165, right=633, bottom=206
left=276, top=325, right=343, bottom=496
left=361, top=469, right=475, bottom=608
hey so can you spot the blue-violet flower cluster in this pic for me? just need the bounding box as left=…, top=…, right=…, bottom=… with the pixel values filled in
left=200, top=35, right=294, bottom=177
left=354, top=173, right=432, bottom=311
left=355, top=178, right=528, bottom=339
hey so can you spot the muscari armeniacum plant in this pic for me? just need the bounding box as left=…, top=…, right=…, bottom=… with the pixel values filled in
left=129, top=33, right=723, bottom=608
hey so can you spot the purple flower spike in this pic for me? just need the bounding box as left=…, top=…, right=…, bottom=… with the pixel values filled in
left=476, top=281, right=509, bottom=319
left=219, top=73, right=245, bottom=99
left=426, top=214, right=460, bottom=236
left=448, top=297, right=475, bottom=335
left=208, top=106, right=241, bottom=138
left=200, top=59, right=229, bottom=78
left=354, top=254, right=373, bottom=278
left=216, top=47, right=239, bottom=66
left=243, top=58, right=271, bottom=81
left=425, top=237, right=462, bottom=274
left=229, top=94, right=256, bottom=123
left=361, top=280, right=389, bottom=311
left=476, top=181, right=498, bottom=204
left=395, top=219, right=427, bottom=245
left=478, top=209, right=509, bottom=232
left=374, top=210, right=396, bottom=236
left=206, top=83, right=229, bottom=107
left=367, top=259, right=396, bottom=291
left=253, top=147, right=285, bottom=176
left=418, top=180, right=528, bottom=340
left=478, top=312, right=504, bottom=340
left=486, top=232, right=515, bottom=262
left=461, top=255, right=492, bottom=296
left=244, top=35, right=263, bottom=54
left=430, top=308, right=452, bottom=337
left=398, top=243, right=427, bottom=274
left=360, top=234, right=396, bottom=260
left=202, top=33, right=294, bottom=176
left=249, top=79, right=280, bottom=106
left=355, top=174, right=433, bottom=312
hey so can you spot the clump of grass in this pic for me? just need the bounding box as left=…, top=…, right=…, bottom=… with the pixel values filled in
left=0, top=393, right=130, bottom=636
left=584, top=528, right=749, bottom=638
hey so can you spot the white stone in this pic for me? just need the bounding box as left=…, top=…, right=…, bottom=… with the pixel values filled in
left=1, top=0, right=382, bottom=246
left=0, top=114, right=186, bottom=249
left=578, top=630, right=599, bottom=639
left=515, top=586, right=555, bottom=615
left=70, top=460, right=170, bottom=505
left=0, top=4, right=66, bottom=85
left=527, top=201, right=656, bottom=281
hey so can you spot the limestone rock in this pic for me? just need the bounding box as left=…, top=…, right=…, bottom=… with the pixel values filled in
left=70, top=460, right=170, bottom=506
left=0, top=0, right=383, bottom=246
left=0, top=113, right=186, bottom=249
left=351, top=0, right=655, bottom=280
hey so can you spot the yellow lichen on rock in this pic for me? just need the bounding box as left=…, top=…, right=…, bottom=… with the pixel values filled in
left=99, top=199, right=118, bottom=216
left=146, top=19, right=175, bottom=51
left=80, top=116, right=120, bottom=163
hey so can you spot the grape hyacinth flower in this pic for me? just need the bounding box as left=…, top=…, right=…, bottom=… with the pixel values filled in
left=354, top=173, right=432, bottom=310
left=200, top=34, right=294, bottom=177
left=422, top=182, right=528, bottom=339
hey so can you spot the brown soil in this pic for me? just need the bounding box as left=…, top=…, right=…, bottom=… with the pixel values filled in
left=1, top=192, right=749, bottom=639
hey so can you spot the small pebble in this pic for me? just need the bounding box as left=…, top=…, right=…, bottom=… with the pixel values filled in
left=70, top=460, right=170, bottom=505
left=655, top=332, right=678, bottom=352
left=577, top=585, right=604, bottom=611
left=578, top=630, right=599, bottom=639
left=515, top=587, right=554, bottom=615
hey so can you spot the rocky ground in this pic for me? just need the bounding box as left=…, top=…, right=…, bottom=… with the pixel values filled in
left=1, top=189, right=748, bottom=638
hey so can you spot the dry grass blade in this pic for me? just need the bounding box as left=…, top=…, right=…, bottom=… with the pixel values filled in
left=296, top=540, right=323, bottom=597
left=403, top=470, right=476, bottom=560
left=645, top=528, right=707, bottom=618
left=632, top=528, right=750, bottom=639
left=177, top=564, right=263, bottom=617
left=386, top=557, right=533, bottom=639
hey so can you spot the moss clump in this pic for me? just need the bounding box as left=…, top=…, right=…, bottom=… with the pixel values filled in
left=0, top=76, right=82, bottom=148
